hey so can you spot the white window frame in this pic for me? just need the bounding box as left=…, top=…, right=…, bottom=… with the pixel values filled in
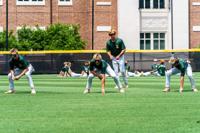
left=58, top=0, right=72, bottom=6
left=153, top=33, right=165, bottom=50
left=0, top=0, right=2, bottom=5
left=16, top=0, right=45, bottom=6
left=140, top=32, right=165, bottom=50
left=17, top=26, right=46, bottom=31
left=140, top=33, right=151, bottom=50
left=0, top=26, right=3, bottom=32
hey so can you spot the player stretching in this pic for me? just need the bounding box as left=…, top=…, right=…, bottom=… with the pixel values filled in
left=5, top=48, right=36, bottom=94
left=106, top=29, right=128, bottom=88
left=83, top=53, right=124, bottom=95
left=163, top=57, right=198, bottom=93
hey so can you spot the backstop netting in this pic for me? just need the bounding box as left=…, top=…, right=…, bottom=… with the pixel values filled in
left=0, top=50, right=200, bottom=74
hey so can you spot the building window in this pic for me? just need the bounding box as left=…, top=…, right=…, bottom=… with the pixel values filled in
left=16, top=0, right=45, bottom=5
left=139, top=0, right=165, bottom=9
left=139, top=0, right=150, bottom=9
left=0, top=27, right=3, bottom=32
left=58, top=0, right=72, bottom=6
left=153, top=33, right=165, bottom=50
left=140, top=32, right=165, bottom=50
left=153, top=0, right=165, bottom=9
left=140, top=33, right=151, bottom=50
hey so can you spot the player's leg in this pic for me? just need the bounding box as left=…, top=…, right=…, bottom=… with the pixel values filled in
left=119, top=56, right=128, bottom=88
left=142, top=71, right=151, bottom=76
left=71, top=72, right=82, bottom=77
left=106, top=65, right=124, bottom=93
left=25, top=64, right=36, bottom=94
left=112, top=59, right=119, bottom=76
left=164, top=67, right=180, bottom=92
left=6, top=68, right=21, bottom=94
left=128, top=72, right=137, bottom=77
left=186, top=64, right=198, bottom=92
left=84, top=73, right=95, bottom=94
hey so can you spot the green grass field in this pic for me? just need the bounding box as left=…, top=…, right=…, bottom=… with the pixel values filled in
left=0, top=74, right=200, bottom=133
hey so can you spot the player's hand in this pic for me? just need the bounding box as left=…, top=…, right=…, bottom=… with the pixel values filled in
left=14, top=76, right=20, bottom=80
left=98, top=75, right=103, bottom=80
left=116, top=56, right=120, bottom=60
left=110, top=55, right=114, bottom=60
left=102, top=89, right=105, bottom=96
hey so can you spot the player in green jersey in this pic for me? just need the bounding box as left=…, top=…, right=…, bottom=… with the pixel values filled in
left=163, top=57, right=198, bottom=93
left=5, top=48, right=36, bottom=94
left=83, top=53, right=124, bottom=95
left=106, top=29, right=128, bottom=88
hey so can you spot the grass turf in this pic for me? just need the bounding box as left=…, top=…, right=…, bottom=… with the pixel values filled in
left=0, top=74, right=200, bottom=133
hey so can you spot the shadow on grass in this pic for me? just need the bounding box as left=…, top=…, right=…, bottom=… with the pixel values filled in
left=91, top=90, right=118, bottom=94
left=2, top=91, right=67, bottom=95
left=173, top=89, right=194, bottom=93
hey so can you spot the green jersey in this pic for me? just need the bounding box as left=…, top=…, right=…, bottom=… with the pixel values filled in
left=157, top=64, right=166, bottom=76
left=173, top=58, right=188, bottom=76
left=82, top=65, right=89, bottom=74
left=9, top=55, right=30, bottom=70
left=89, top=59, right=108, bottom=74
left=106, top=38, right=126, bottom=57
left=151, top=64, right=158, bottom=71
left=61, top=66, right=69, bottom=72
left=125, top=64, right=130, bottom=71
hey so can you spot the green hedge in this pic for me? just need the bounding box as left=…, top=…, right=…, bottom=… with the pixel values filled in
left=0, top=24, right=87, bottom=51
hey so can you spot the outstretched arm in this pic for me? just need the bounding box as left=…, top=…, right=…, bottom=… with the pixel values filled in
left=180, top=76, right=184, bottom=91
left=101, top=74, right=106, bottom=96
left=14, top=68, right=28, bottom=80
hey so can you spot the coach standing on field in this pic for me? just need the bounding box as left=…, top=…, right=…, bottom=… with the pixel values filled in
left=106, top=29, right=128, bottom=88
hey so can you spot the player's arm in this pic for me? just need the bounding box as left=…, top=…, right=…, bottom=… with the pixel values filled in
left=179, top=70, right=185, bottom=91
left=63, top=71, right=67, bottom=77
left=90, top=70, right=102, bottom=79
left=14, top=68, right=28, bottom=80
left=106, top=42, right=114, bottom=60
left=116, top=40, right=126, bottom=59
left=101, top=74, right=106, bottom=96
left=107, top=51, right=114, bottom=60
left=116, top=49, right=126, bottom=60
left=180, top=76, right=184, bottom=90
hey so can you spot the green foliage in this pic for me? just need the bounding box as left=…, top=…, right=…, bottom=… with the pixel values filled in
left=0, top=31, right=18, bottom=50
left=0, top=24, right=87, bottom=51
left=16, top=24, right=86, bottom=50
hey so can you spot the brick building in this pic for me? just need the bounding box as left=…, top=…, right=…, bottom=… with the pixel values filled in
left=190, top=0, right=200, bottom=48
left=0, top=0, right=200, bottom=50
left=0, top=0, right=117, bottom=50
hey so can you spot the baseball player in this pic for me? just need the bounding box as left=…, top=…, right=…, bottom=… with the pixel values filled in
left=83, top=53, right=124, bottom=95
left=5, top=48, right=36, bottom=94
left=81, top=61, right=90, bottom=77
left=106, top=29, right=128, bottom=88
left=163, top=57, right=198, bottom=93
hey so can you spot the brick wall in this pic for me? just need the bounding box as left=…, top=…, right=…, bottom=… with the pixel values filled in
left=190, top=0, right=200, bottom=48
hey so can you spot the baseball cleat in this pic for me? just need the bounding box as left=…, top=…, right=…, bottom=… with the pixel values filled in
left=119, top=88, right=125, bottom=93
left=83, top=89, right=90, bottom=94
left=193, top=88, right=198, bottom=92
left=162, top=88, right=170, bottom=92
left=5, top=89, right=16, bottom=94
left=31, top=89, right=36, bottom=95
